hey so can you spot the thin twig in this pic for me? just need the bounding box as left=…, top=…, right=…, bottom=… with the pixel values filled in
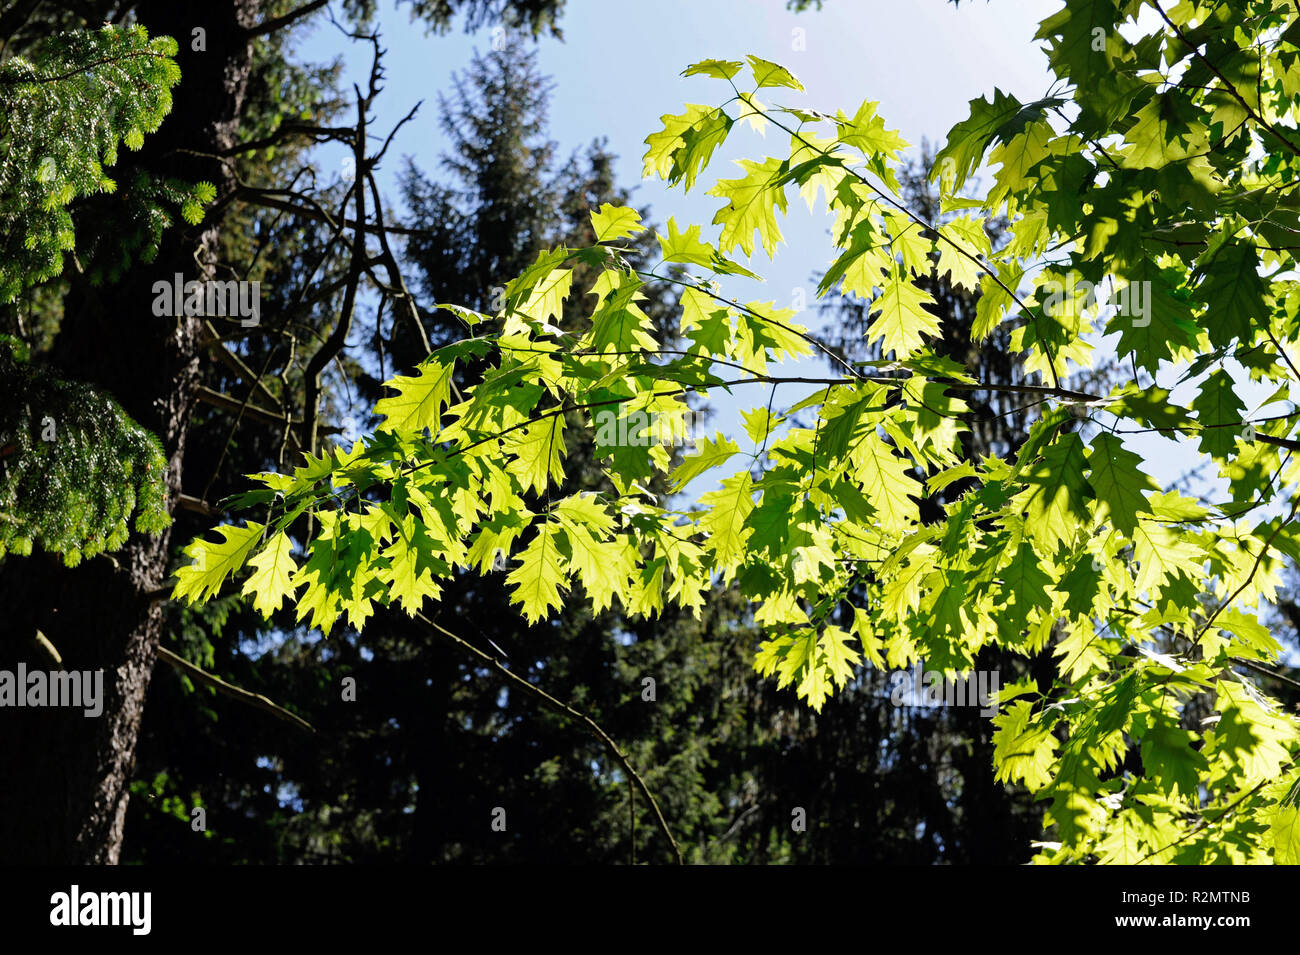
left=415, top=612, right=684, bottom=864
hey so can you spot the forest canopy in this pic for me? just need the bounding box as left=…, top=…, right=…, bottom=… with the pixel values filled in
left=3, top=0, right=1300, bottom=869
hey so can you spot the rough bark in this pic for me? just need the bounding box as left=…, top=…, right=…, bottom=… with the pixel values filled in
left=0, top=0, right=258, bottom=864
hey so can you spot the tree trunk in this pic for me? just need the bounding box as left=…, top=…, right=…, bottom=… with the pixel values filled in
left=0, top=0, right=258, bottom=863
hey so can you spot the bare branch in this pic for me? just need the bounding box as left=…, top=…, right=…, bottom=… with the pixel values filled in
left=245, top=0, right=330, bottom=39
left=195, top=384, right=301, bottom=428
left=156, top=645, right=316, bottom=734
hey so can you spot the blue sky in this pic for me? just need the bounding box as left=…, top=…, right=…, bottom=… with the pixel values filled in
left=300, top=0, right=1059, bottom=318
